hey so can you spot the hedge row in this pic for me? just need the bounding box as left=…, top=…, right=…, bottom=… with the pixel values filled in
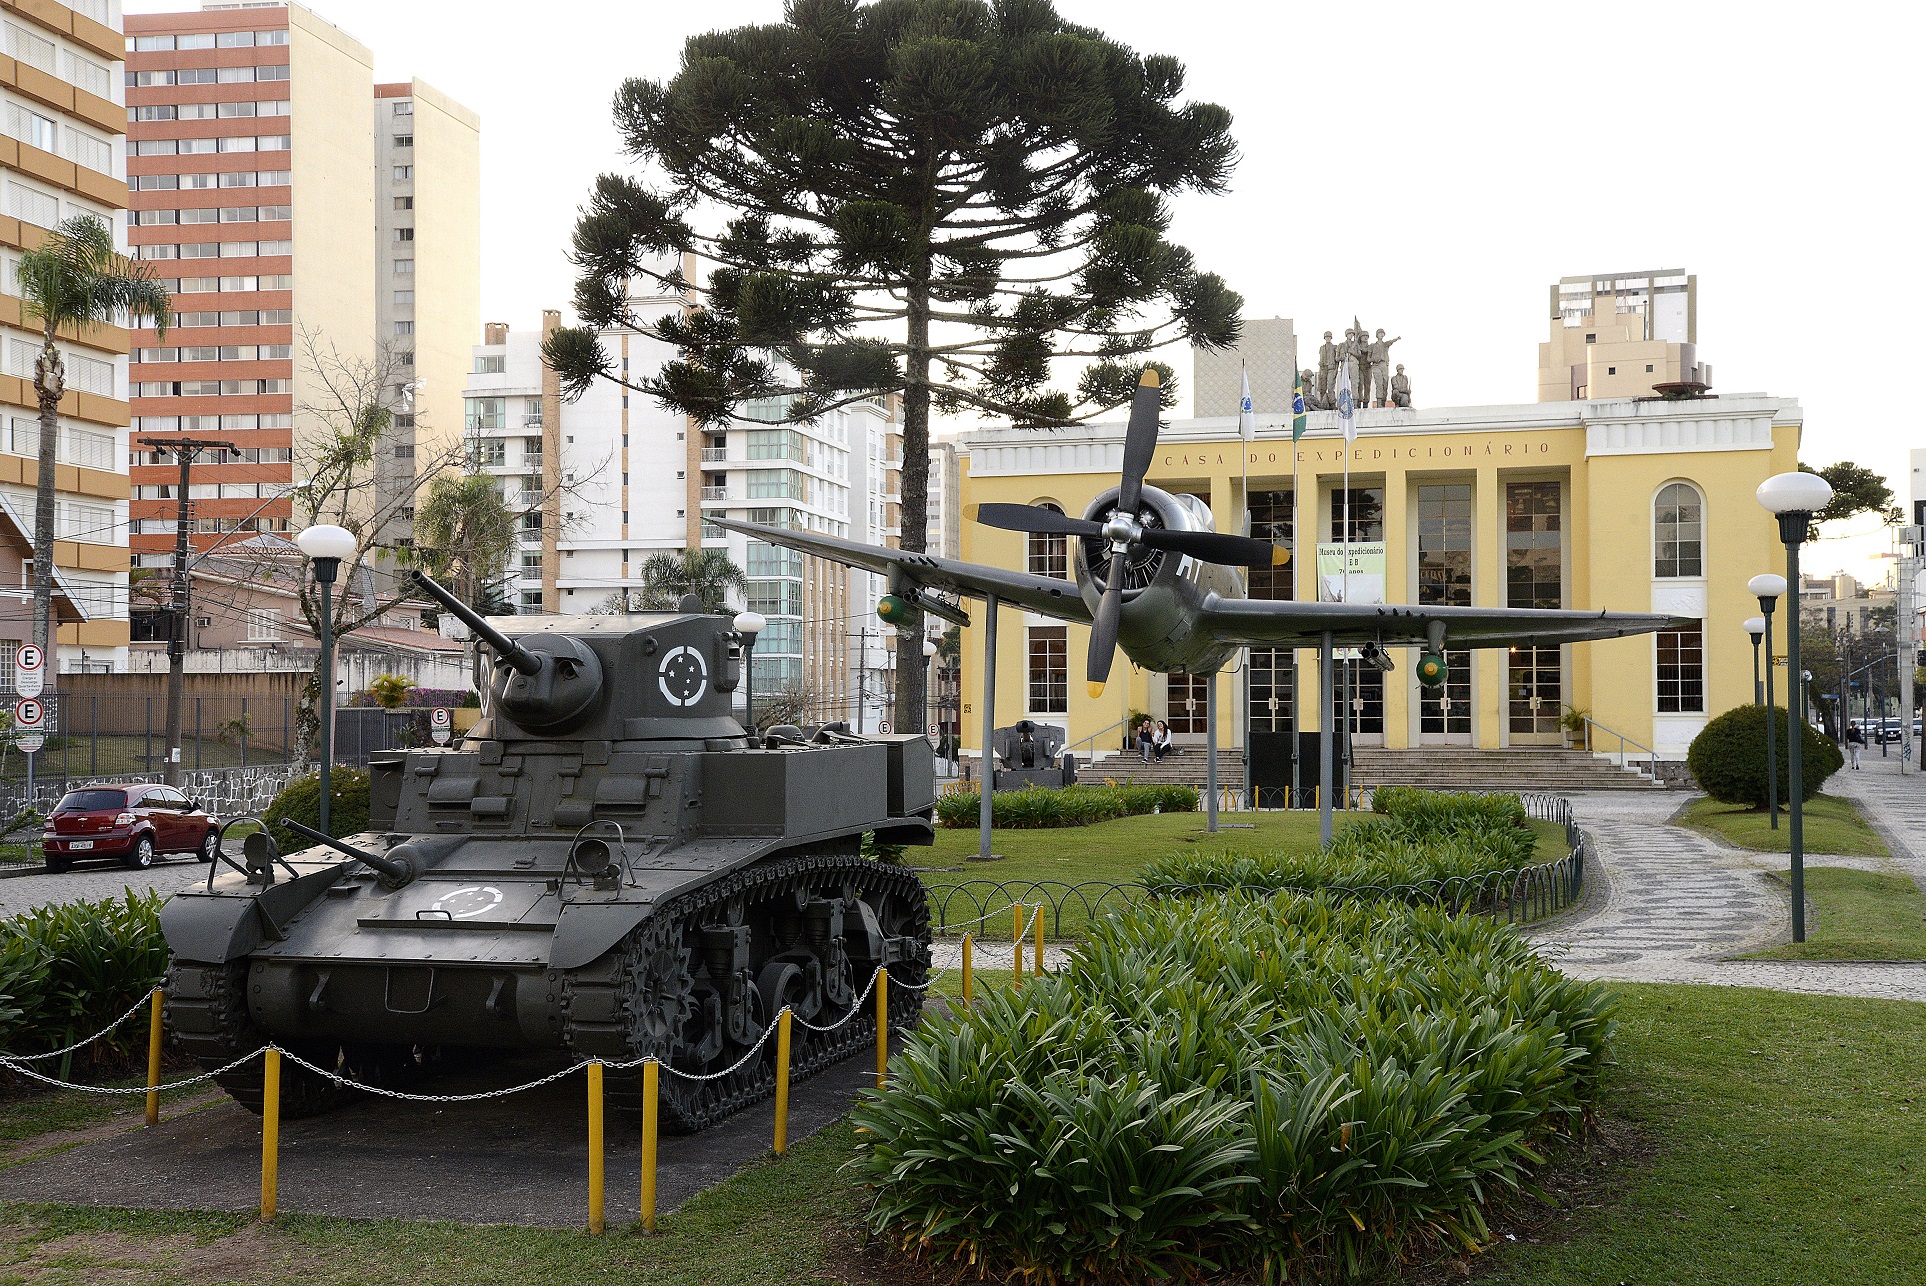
left=935, top=783, right=1199, bottom=830
left=0, top=892, right=169, bottom=1070
left=1141, top=788, right=1538, bottom=896
left=855, top=894, right=1614, bottom=1283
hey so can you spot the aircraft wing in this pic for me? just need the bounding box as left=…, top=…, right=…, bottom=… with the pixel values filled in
left=1196, top=597, right=1694, bottom=650
left=710, top=518, right=1094, bottom=624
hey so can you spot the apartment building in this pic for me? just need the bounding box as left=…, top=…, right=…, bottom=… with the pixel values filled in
left=0, top=0, right=134, bottom=673
left=1538, top=269, right=1712, bottom=401
left=461, top=306, right=905, bottom=728
left=123, top=3, right=477, bottom=568
left=373, top=77, right=478, bottom=548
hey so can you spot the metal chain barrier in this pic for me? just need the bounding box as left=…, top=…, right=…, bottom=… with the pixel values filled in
left=0, top=1044, right=262, bottom=1095
left=0, top=986, right=160, bottom=1062
left=272, top=1046, right=599, bottom=1103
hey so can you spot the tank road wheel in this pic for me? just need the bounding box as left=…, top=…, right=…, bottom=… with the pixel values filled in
left=563, top=852, right=933, bottom=1134
left=163, top=959, right=414, bottom=1118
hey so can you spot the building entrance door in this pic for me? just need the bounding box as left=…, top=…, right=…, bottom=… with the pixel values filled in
left=1419, top=648, right=1472, bottom=745
left=1508, top=645, right=1564, bottom=744
left=1166, top=672, right=1211, bottom=745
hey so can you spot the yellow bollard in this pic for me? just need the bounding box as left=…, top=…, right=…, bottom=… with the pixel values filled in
left=639, top=1059, right=659, bottom=1233
left=587, top=1061, right=605, bottom=1235
left=1032, top=904, right=1044, bottom=976
left=875, top=967, right=889, bottom=1090
left=1012, top=903, right=1022, bottom=950
left=144, top=989, right=164, bottom=1127
left=260, top=1048, right=280, bottom=1221
left=961, top=933, right=973, bottom=1006
left=773, top=1009, right=792, bottom=1155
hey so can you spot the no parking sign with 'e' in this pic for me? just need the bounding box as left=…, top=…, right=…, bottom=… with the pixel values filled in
left=14, top=644, right=43, bottom=699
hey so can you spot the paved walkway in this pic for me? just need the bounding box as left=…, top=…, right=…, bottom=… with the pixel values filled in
left=1533, top=782, right=1926, bottom=1003
left=1829, top=751, right=1926, bottom=889
left=0, top=856, right=209, bottom=917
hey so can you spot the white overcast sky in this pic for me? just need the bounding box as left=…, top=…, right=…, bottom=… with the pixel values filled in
left=130, top=0, right=1923, bottom=583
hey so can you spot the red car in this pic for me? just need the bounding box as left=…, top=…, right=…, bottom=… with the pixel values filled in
left=41, top=785, right=219, bottom=873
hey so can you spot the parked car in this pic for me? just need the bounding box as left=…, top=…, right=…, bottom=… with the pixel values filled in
left=41, top=785, right=219, bottom=873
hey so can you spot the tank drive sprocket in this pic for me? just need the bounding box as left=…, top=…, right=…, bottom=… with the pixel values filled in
left=562, top=848, right=929, bottom=1133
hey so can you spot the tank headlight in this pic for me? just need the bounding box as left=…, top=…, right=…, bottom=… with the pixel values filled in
left=571, top=837, right=613, bottom=875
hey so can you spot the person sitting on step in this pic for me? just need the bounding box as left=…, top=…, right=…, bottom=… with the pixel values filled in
left=1152, top=720, right=1172, bottom=761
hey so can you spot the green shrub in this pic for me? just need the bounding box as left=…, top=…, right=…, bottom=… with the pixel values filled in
left=935, top=783, right=1198, bottom=829
left=1687, top=704, right=1842, bottom=806
left=1143, top=787, right=1538, bottom=898
left=861, top=831, right=907, bottom=865
left=855, top=894, right=1615, bottom=1283
left=262, top=768, right=372, bottom=842
left=0, top=892, right=169, bottom=1070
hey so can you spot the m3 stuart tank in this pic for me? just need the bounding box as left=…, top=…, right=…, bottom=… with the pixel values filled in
left=160, top=572, right=934, bottom=1132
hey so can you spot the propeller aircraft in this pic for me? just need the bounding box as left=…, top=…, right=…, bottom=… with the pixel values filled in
left=712, top=368, right=1692, bottom=836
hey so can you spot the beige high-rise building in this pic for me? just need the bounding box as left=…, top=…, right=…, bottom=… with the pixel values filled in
left=123, top=2, right=478, bottom=567
left=1538, top=269, right=1711, bottom=402
left=0, top=0, right=135, bottom=672
left=374, top=77, right=478, bottom=547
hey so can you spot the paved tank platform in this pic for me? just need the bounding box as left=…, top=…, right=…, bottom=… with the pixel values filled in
left=0, top=1037, right=906, bottom=1228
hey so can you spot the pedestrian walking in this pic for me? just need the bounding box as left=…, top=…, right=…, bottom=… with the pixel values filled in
left=1847, top=722, right=1864, bottom=770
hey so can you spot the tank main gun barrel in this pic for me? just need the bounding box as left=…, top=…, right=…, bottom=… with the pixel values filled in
left=410, top=570, right=541, bottom=676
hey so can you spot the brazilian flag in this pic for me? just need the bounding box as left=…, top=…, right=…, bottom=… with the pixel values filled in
left=1291, top=370, right=1307, bottom=441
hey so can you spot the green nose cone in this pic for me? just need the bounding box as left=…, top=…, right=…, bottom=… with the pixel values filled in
left=877, top=595, right=911, bottom=624
left=1416, top=653, right=1448, bottom=688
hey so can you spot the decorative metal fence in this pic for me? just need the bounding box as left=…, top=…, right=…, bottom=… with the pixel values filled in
left=924, top=792, right=1587, bottom=937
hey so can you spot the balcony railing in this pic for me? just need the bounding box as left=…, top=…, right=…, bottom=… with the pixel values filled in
left=700, top=485, right=729, bottom=501
left=700, top=447, right=728, bottom=463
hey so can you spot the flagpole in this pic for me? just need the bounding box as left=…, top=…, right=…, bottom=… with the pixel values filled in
left=1290, top=407, right=1300, bottom=809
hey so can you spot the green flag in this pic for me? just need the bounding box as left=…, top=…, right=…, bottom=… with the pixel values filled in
left=1291, top=369, right=1307, bottom=441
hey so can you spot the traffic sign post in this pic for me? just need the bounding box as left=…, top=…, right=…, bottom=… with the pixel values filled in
left=14, top=694, right=44, bottom=801
left=431, top=707, right=452, bottom=746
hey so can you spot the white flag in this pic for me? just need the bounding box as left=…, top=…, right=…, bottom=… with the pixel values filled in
left=1238, top=367, right=1256, bottom=441
left=1337, top=362, right=1357, bottom=443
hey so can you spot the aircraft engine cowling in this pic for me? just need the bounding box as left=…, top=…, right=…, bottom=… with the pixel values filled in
left=1071, top=484, right=1245, bottom=676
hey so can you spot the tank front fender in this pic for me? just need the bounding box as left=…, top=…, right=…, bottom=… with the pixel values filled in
left=159, top=865, right=350, bottom=963
left=550, top=900, right=656, bottom=971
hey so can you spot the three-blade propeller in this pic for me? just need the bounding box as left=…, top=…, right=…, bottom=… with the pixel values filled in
left=973, top=368, right=1287, bottom=697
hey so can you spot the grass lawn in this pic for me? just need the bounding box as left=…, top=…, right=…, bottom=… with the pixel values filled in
left=1743, top=867, right=1926, bottom=961
left=916, top=808, right=1570, bottom=937
left=5, top=984, right=1925, bottom=1284
left=1679, top=793, right=1888, bottom=858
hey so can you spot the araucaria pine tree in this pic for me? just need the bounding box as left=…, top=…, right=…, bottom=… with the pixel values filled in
left=545, top=0, right=1242, bottom=729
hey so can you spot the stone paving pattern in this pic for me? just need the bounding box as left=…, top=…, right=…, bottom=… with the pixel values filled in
left=1535, top=754, right=1926, bottom=1002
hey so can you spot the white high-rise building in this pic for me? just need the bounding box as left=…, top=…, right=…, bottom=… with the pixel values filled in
left=460, top=304, right=903, bottom=728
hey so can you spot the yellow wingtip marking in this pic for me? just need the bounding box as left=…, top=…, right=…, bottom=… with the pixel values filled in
left=964, top=504, right=978, bottom=522
left=1139, top=367, right=1160, bottom=388
left=1087, top=681, right=1106, bottom=699
left=1271, top=546, right=1289, bottom=566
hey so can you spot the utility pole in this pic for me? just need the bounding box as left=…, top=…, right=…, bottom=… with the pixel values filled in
left=856, top=626, right=868, bottom=734
left=139, top=435, right=236, bottom=786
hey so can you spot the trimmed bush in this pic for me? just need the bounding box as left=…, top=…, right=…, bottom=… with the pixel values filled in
left=855, top=894, right=1615, bottom=1283
left=1687, top=704, right=1841, bottom=806
left=935, top=783, right=1198, bottom=829
left=262, top=768, right=372, bottom=841
left=0, top=892, right=169, bottom=1070
left=1143, top=787, right=1539, bottom=897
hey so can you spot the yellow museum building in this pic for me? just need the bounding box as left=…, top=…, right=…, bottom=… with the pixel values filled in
left=953, top=390, right=1803, bottom=767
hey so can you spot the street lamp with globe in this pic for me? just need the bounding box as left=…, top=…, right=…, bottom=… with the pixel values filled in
left=1748, top=572, right=1788, bottom=831
left=295, top=523, right=358, bottom=835
left=733, top=611, right=765, bottom=743
left=1756, top=471, right=1834, bottom=941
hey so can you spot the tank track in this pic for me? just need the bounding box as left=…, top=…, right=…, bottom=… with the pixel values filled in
left=562, top=850, right=930, bottom=1133
left=163, top=958, right=411, bottom=1117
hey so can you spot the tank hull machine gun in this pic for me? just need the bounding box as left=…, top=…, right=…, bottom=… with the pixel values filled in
left=159, top=572, right=935, bottom=1131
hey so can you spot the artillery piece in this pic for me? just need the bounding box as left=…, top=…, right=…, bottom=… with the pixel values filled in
left=160, top=572, right=935, bottom=1131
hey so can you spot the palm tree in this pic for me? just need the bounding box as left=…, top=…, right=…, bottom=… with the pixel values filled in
left=17, top=216, right=171, bottom=661
left=629, top=549, right=748, bottom=613
left=414, top=472, right=518, bottom=613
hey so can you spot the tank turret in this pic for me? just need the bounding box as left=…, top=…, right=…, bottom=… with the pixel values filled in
left=158, top=572, right=935, bottom=1132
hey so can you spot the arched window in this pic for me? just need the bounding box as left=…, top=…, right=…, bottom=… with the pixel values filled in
left=1027, top=502, right=1068, bottom=579
left=1654, top=482, right=1703, bottom=578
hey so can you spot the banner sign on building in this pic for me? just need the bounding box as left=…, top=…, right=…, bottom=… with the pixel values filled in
left=1315, top=541, right=1386, bottom=604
